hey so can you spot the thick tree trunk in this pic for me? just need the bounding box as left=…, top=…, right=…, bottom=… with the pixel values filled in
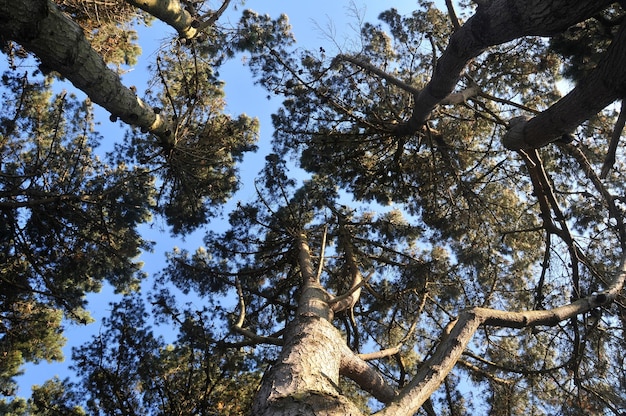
left=252, top=315, right=365, bottom=416
left=0, top=0, right=172, bottom=144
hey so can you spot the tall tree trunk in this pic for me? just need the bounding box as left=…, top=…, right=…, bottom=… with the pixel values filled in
left=252, top=315, right=365, bottom=416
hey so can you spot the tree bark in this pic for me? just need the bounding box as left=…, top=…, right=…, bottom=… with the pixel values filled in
left=125, top=0, right=197, bottom=39
left=0, top=0, right=173, bottom=145
left=502, top=19, right=626, bottom=150
left=395, top=0, right=613, bottom=135
left=252, top=316, right=366, bottom=416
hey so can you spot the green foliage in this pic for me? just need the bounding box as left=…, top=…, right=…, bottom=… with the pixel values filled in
left=5, top=1, right=626, bottom=415
left=154, top=2, right=626, bottom=414
left=133, top=38, right=259, bottom=234
left=0, top=70, right=155, bottom=393
left=54, top=0, right=149, bottom=69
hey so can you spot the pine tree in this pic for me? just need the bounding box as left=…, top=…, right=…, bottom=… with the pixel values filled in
left=2, top=1, right=626, bottom=415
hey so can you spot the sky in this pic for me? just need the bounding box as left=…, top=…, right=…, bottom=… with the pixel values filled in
left=13, top=0, right=438, bottom=398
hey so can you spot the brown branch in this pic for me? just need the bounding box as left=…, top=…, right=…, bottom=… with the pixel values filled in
left=375, top=256, right=626, bottom=416
left=600, top=99, right=626, bottom=178
left=231, top=278, right=283, bottom=346
left=397, top=0, right=613, bottom=137
left=445, top=0, right=461, bottom=31
left=339, top=351, right=398, bottom=404
left=503, top=19, right=626, bottom=150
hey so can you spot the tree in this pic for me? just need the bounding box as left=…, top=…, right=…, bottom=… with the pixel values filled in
left=2, top=0, right=626, bottom=415
left=0, top=0, right=259, bottom=396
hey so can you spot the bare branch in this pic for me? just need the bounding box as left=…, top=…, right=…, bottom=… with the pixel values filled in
left=232, top=278, right=283, bottom=346
left=333, top=54, right=421, bottom=96
left=601, top=99, right=626, bottom=178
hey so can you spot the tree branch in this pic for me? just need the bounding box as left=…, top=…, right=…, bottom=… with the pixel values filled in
left=126, top=0, right=197, bottom=39
left=601, top=99, right=626, bottom=178
left=232, top=277, right=283, bottom=346
left=394, top=0, right=612, bottom=136
left=375, top=254, right=626, bottom=415
left=332, top=54, right=421, bottom=96
left=0, top=0, right=173, bottom=143
left=503, top=19, right=626, bottom=150
left=340, top=350, right=398, bottom=404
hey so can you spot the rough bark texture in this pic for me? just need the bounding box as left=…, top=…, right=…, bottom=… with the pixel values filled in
left=252, top=316, right=365, bottom=416
left=0, top=0, right=172, bottom=144
left=502, top=19, right=626, bottom=150
left=396, top=0, right=613, bottom=135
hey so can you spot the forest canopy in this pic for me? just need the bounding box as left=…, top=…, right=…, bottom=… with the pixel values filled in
left=1, top=0, right=626, bottom=415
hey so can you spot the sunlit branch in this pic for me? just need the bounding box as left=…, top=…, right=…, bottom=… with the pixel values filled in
left=127, top=0, right=195, bottom=38
left=329, top=218, right=364, bottom=314
left=0, top=1, right=172, bottom=140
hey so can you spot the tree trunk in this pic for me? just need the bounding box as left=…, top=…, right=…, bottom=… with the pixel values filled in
left=252, top=315, right=365, bottom=416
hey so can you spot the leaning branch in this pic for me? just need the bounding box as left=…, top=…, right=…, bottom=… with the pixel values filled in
left=340, top=350, right=398, bottom=404
left=126, top=0, right=198, bottom=39
left=375, top=256, right=626, bottom=416
left=0, top=0, right=173, bottom=145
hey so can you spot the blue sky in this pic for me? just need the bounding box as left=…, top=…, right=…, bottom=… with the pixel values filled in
left=14, top=0, right=439, bottom=398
